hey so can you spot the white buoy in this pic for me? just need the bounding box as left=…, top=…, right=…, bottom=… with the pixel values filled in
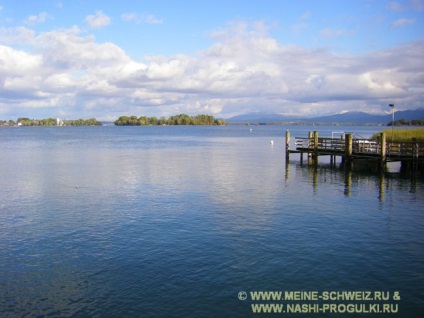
left=270, top=140, right=274, bottom=145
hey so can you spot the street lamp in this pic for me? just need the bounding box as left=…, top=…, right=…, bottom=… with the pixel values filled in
left=389, top=104, right=395, bottom=141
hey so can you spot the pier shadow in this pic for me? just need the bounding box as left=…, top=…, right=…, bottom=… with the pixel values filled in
left=285, top=157, right=422, bottom=202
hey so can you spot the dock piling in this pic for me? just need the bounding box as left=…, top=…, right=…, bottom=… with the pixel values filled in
left=285, top=130, right=290, bottom=161
left=345, top=133, right=353, bottom=164
left=313, top=131, right=318, bottom=164
left=308, top=131, right=313, bottom=159
left=380, top=132, right=386, bottom=169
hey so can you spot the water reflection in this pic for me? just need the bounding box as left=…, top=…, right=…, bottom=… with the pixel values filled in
left=284, top=159, right=423, bottom=203
left=344, top=168, right=352, bottom=197
left=2, top=126, right=424, bottom=317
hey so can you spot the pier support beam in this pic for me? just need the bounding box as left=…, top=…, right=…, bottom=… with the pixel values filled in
left=380, top=132, right=386, bottom=170
left=345, top=133, right=353, bottom=169
left=313, top=131, right=318, bottom=165
left=412, top=138, right=419, bottom=171
left=285, top=158, right=290, bottom=183
left=308, top=131, right=313, bottom=159
left=285, top=130, right=290, bottom=161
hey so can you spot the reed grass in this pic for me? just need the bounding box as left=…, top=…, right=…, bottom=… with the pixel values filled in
left=372, top=127, right=424, bottom=142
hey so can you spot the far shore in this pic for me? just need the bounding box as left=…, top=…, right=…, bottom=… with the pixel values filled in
left=372, top=127, right=424, bottom=142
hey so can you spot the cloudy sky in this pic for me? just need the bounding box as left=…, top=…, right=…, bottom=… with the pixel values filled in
left=0, top=0, right=423, bottom=120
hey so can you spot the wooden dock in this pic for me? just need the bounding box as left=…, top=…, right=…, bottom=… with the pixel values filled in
left=285, top=130, right=424, bottom=170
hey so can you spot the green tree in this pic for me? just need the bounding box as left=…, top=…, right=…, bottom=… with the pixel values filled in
left=138, top=116, right=148, bottom=125
left=114, top=116, right=130, bottom=126
left=114, top=114, right=227, bottom=126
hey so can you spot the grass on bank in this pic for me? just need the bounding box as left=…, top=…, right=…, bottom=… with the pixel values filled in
left=372, top=128, right=424, bottom=142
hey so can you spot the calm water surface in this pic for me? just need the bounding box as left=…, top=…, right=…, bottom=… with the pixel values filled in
left=0, top=125, right=423, bottom=317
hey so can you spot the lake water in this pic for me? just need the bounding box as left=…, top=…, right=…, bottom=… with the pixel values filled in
left=0, top=125, right=423, bottom=317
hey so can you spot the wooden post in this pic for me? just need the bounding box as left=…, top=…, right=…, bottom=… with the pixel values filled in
left=345, top=133, right=353, bottom=166
left=412, top=138, right=418, bottom=159
left=380, top=132, right=386, bottom=169
left=413, top=138, right=419, bottom=172
left=307, top=131, right=313, bottom=162
left=285, top=130, right=290, bottom=161
left=313, top=131, right=318, bottom=164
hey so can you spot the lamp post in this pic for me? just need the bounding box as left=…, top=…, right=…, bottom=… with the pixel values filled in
left=389, top=104, right=395, bottom=141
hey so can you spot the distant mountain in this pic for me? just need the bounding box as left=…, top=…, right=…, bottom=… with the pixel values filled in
left=302, top=112, right=387, bottom=123
left=226, top=108, right=424, bottom=124
left=226, top=112, right=293, bottom=123
left=305, top=109, right=424, bottom=123
left=391, top=108, right=424, bottom=121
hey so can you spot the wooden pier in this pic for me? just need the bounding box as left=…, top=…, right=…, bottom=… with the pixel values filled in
left=285, top=130, right=424, bottom=171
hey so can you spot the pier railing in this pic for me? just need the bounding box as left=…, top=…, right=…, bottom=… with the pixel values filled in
left=294, top=137, right=313, bottom=149
left=295, top=137, right=381, bottom=154
left=387, top=141, right=423, bottom=158
left=286, top=130, right=424, bottom=173
left=290, top=133, right=423, bottom=161
left=353, top=139, right=380, bottom=154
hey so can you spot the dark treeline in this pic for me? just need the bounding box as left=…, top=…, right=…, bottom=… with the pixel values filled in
left=62, top=118, right=103, bottom=126
left=10, top=118, right=102, bottom=126
left=388, top=119, right=424, bottom=126
left=0, top=120, right=16, bottom=126
left=114, top=114, right=227, bottom=126
left=18, top=118, right=56, bottom=126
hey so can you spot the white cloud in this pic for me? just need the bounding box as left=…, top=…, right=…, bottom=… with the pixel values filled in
left=0, top=45, right=42, bottom=75
left=320, top=28, right=354, bottom=39
left=25, top=12, right=49, bottom=26
left=121, top=12, right=137, bottom=22
left=0, top=26, right=35, bottom=45
left=390, top=18, right=416, bottom=28
left=411, top=0, right=424, bottom=11
left=143, top=14, right=164, bottom=24
left=291, top=11, right=310, bottom=33
left=85, top=11, right=111, bottom=29
left=0, top=21, right=423, bottom=120
left=36, top=27, right=130, bottom=70
left=121, top=12, right=164, bottom=24
left=292, top=22, right=309, bottom=33
left=387, top=1, right=404, bottom=11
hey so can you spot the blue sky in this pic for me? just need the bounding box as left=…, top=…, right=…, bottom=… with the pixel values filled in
left=0, top=0, right=423, bottom=120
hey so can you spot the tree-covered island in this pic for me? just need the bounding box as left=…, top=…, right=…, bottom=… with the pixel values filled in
left=114, top=114, right=227, bottom=126
left=388, top=118, right=424, bottom=126
left=11, top=118, right=103, bottom=126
